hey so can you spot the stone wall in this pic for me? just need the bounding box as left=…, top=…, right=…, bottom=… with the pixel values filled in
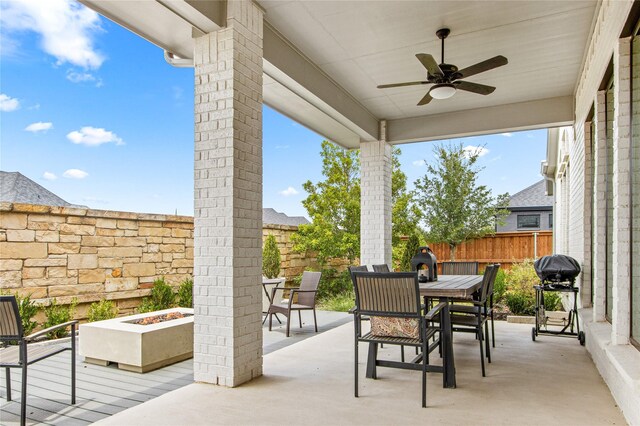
left=0, top=203, right=194, bottom=317
left=0, top=202, right=340, bottom=318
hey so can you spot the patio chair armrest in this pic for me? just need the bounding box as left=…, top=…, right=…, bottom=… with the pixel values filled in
left=289, top=289, right=318, bottom=294
left=25, top=320, right=78, bottom=342
left=425, top=302, right=447, bottom=321
left=349, top=306, right=358, bottom=315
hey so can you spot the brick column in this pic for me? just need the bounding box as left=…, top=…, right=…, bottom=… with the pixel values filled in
left=193, top=1, right=264, bottom=387
left=360, top=121, right=392, bottom=267
left=580, top=120, right=593, bottom=308
left=592, top=90, right=607, bottom=323
left=611, top=37, right=632, bottom=345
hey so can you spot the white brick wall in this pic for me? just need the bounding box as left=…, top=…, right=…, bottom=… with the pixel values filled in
left=360, top=121, right=392, bottom=266
left=193, top=0, right=264, bottom=387
left=611, top=37, right=632, bottom=345
left=592, top=90, right=608, bottom=322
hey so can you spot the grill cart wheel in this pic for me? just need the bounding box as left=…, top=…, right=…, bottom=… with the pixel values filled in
left=531, top=327, right=536, bottom=341
left=579, top=331, right=585, bottom=346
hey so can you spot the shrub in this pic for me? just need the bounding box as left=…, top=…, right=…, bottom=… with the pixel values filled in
left=262, top=234, right=281, bottom=279
left=503, top=260, right=538, bottom=315
left=176, top=278, right=193, bottom=308
left=503, top=260, right=563, bottom=315
left=318, top=290, right=355, bottom=312
left=493, top=268, right=507, bottom=303
left=43, top=298, right=77, bottom=339
left=14, top=294, right=40, bottom=336
left=88, top=299, right=118, bottom=322
left=400, top=232, right=421, bottom=272
left=317, top=268, right=352, bottom=301
left=139, top=278, right=175, bottom=313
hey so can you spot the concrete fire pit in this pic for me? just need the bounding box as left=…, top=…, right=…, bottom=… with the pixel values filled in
left=79, top=307, right=194, bottom=373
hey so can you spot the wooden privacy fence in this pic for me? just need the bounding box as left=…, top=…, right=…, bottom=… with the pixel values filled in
left=426, top=231, right=553, bottom=271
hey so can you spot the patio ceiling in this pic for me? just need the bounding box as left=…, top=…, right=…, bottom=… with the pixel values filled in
left=80, top=0, right=598, bottom=148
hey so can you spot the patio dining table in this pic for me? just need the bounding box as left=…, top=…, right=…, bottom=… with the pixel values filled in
left=365, top=274, right=483, bottom=389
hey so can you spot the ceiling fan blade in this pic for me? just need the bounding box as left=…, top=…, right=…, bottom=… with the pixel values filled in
left=417, top=91, right=433, bottom=106
left=377, top=81, right=429, bottom=89
left=454, top=81, right=496, bottom=95
left=416, top=54, right=443, bottom=77
left=457, top=55, right=508, bottom=79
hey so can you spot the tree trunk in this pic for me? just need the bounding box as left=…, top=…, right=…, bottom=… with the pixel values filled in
left=449, top=244, right=456, bottom=261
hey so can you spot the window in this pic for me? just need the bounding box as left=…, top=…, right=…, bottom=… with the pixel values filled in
left=549, top=213, right=553, bottom=229
left=517, top=214, right=540, bottom=229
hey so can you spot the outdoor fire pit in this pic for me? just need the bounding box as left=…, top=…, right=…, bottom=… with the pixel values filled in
left=79, top=307, right=194, bottom=373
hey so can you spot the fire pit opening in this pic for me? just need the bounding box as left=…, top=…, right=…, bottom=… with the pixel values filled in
left=127, top=312, right=194, bottom=326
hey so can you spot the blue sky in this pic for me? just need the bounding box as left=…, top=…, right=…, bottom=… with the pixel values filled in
left=0, top=0, right=547, bottom=219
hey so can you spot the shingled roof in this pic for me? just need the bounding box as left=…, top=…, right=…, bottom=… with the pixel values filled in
left=263, top=208, right=309, bottom=226
left=508, top=179, right=553, bottom=209
left=0, top=171, right=79, bottom=207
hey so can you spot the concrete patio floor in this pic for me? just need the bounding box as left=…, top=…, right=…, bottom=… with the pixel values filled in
left=96, top=320, right=626, bottom=426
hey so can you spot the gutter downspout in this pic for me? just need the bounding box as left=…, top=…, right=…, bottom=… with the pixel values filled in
left=164, top=51, right=193, bottom=68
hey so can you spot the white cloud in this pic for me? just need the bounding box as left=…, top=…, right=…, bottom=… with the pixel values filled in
left=0, top=0, right=105, bottom=69
left=412, top=159, right=426, bottom=167
left=462, top=145, right=490, bottom=158
left=66, top=69, right=93, bottom=82
left=63, top=168, right=88, bottom=179
left=25, top=121, right=53, bottom=133
left=0, top=94, right=20, bottom=111
left=501, top=132, right=513, bottom=137
left=42, top=171, right=57, bottom=180
left=27, top=103, right=40, bottom=110
left=67, top=126, right=124, bottom=146
left=279, top=186, right=299, bottom=197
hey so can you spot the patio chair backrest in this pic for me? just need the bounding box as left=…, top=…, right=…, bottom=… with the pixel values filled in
left=441, top=261, right=479, bottom=275
left=372, top=264, right=390, bottom=273
left=478, top=264, right=498, bottom=303
left=486, top=264, right=501, bottom=299
left=0, top=295, right=23, bottom=341
left=353, top=272, right=421, bottom=318
left=298, top=271, right=322, bottom=306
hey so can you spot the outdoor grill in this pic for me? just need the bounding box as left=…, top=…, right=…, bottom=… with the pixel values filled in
left=531, top=254, right=584, bottom=345
left=410, top=246, right=437, bottom=282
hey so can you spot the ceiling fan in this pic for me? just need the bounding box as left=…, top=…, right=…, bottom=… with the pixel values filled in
left=377, top=28, right=508, bottom=106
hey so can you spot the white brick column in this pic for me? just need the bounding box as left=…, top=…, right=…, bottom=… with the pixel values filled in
left=580, top=120, right=593, bottom=307
left=193, top=1, right=264, bottom=387
left=360, top=121, right=392, bottom=267
left=592, top=90, right=607, bottom=323
left=611, top=37, right=632, bottom=345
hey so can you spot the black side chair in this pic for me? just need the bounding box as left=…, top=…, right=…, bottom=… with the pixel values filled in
left=449, top=264, right=499, bottom=377
left=351, top=272, right=445, bottom=407
left=0, top=295, right=77, bottom=426
left=441, top=261, right=479, bottom=275
left=372, top=264, right=390, bottom=273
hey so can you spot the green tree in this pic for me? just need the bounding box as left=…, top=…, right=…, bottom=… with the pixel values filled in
left=262, top=234, right=281, bottom=278
left=292, top=141, right=361, bottom=265
left=414, top=143, right=509, bottom=260
left=292, top=142, right=420, bottom=266
left=391, top=147, right=423, bottom=246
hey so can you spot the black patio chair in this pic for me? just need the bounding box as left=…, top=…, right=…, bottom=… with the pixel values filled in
left=448, top=264, right=499, bottom=376
left=351, top=272, right=445, bottom=407
left=372, top=264, right=390, bottom=273
left=441, top=261, right=479, bottom=275
left=0, top=295, right=77, bottom=426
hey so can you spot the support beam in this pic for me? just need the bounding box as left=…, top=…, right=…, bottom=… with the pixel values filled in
left=193, top=0, right=264, bottom=387
left=360, top=121, right=392, bottom=267
left=387, top=96, right=574, bottom=144
left=592, top=91, right=607, bottom=323
left=263, top=24, right=379, bottom=147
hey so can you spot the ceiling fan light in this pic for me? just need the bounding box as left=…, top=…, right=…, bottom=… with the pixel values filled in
left=430, top=83, right=456, bottom=99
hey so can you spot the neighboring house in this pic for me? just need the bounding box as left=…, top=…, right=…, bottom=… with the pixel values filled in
left=0, top=171, right=85, bottom=208
left=262, top=208, right=309, bottom=226
left=497, top=180, right=553, bottom=232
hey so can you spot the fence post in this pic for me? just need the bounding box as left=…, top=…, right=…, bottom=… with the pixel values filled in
left=533, top=232, right=538, bottom=259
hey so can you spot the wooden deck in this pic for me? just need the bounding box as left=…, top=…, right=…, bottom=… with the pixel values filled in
left=0, top=311, right=351, bottom=425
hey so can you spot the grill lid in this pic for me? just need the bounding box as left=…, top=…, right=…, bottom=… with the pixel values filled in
left=534, top=254, right=581, bottom=282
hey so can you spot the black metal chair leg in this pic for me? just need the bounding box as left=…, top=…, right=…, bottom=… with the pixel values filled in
left=312, top=309, right=318, bottom=332
left=298, top=310, right=303, bottom=328
left=286, top=311, right=291, bottom=337
left=354, top=322, right=359, bottom=398
left=20, top=364, right=27, bottom=426
left=269, top=312, right=273, bottom=331
left=71, top=324, right=76, bottom=404
left=479, top=328, right=486, bottom=377
left=5, top=368, right=11, bottom=401
left=401, top=345, right=405, bottom=362
left=485, top=320, right=491, bottom=363
left=491, top=310, right=495, bottom=348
